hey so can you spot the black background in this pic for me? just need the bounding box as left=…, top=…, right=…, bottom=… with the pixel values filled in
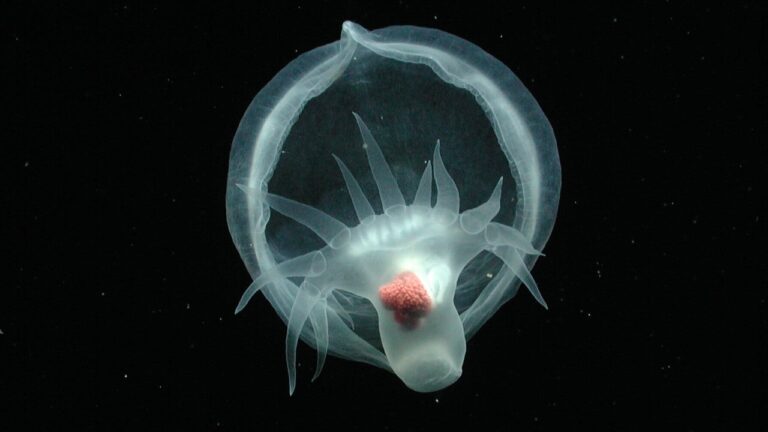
left=5, top=1, right=765, bottom=431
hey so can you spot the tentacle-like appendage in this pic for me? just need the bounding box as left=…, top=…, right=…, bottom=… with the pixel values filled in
left=413, top=161, right=433, bottom=207
left=309, top=298, right=329, bottom=382
left=234, top=280, right=264, bottom=315
left=332, top=154, right=375, bottom=223
left=234, top=251, right=327, bottom=314
left=484, top=222, right=544, bottom=256
left=433, top=140, right=460, bottom=219
left=460, top=177, right=503, bottom=234
left=490, top=246, right=548, bottom=309
left=326, top=291, right=355, bottom=330
left=286, top=282, right=322, bottom=395
left=266, top=193, right=350, bottom=248
left=352, top=113, right=406, bottom=211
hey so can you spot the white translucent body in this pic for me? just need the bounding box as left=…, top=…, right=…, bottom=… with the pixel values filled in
left=226, top=22, right=561, bottom=394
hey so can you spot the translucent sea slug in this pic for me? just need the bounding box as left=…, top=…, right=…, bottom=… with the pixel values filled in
left=226, top=22, right=561, bottom=394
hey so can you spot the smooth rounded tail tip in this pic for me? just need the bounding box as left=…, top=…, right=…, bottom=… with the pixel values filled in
left=399, top=358, right=462, bottom=393
left=392, top=346, right=463, bottom=393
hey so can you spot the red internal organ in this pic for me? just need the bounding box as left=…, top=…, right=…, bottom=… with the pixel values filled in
left=378, top=271, right=432, bottom=329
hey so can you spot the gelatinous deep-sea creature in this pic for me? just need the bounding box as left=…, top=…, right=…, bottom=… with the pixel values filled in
left=226, top=22, right=561, bottom=394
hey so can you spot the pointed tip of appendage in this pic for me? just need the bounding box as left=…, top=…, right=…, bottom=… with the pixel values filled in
left=539, top=298, right=549, bottom=310
left=234, top=294, right=248, bottom=315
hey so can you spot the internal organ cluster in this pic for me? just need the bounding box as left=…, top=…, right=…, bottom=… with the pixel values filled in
left=378, top=271, right=433, bottom=329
